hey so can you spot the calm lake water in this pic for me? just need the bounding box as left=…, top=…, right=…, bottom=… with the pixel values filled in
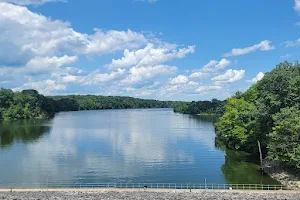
left=0, top=109, right=279, bottom=187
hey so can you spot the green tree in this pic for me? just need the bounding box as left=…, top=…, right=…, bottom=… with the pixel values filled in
left=268, top=107, right=300, bottom=170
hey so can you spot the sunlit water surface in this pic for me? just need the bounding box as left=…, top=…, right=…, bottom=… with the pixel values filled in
left=0, top=109, right=279, bottom=187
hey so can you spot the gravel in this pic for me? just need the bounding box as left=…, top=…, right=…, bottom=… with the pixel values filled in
left=1, top=190, right=300, bottom=200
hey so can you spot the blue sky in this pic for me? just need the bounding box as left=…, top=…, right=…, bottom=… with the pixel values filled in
left=0, top=0, right=299, bottom=101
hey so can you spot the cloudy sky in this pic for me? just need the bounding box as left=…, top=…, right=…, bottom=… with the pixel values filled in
left=0, top=0, right=299, bottom=101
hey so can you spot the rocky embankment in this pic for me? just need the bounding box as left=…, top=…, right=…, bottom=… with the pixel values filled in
left=263, top=160, right=300, bottom=190
left=268, top=171, right=300, bottom=190
left=1, top=189, right=300, bottom=200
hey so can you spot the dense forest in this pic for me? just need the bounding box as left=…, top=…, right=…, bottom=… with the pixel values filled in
left=0, top=89, right=55, bottom=121
left=173, top=99, right=226, bottom=115
left=0, top=89, right=224, bottom=121
left=215, top=62, right=300, bottom=171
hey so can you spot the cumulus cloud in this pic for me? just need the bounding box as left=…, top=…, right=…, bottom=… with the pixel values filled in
left=53, top=68, right=126, bottom=85
left=121, top=65, right=177, bottom=85
left=189, top=71, right=206, bottom=79
left=283, top=38, right=300, bottom=47
left=0, top=0, right=66, bottom=5
left=0, top=2, right=146, bottom=67
left=170, top=75, right=189, bottom=84
left=224, top=40, right=275, bottom=57
left=159, top=81, right=221, bottom=97
left=212, top=69, right=245, bottom=83
left=135, top=90, right=156, bottom=97
left=14, top=79, right=66, bottom=95
left=188, top=58, right=230, bottom=80
left=247, top=72, right=264, bottom=83
left=79, top=69, right=126, bottom=85
left=25, top=55, right=78, bottom=74
left=201, top=58, right=231, bottom=72
left=295, top=0, right=300, bottom=13
left=196, top=85, right=222, bottom=93
left=107, top=43, right=195, bottom=69
left=0, top=55, right=78, bottom=76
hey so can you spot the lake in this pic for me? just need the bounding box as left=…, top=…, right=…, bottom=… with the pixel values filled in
left=0, top=109, right=279, bottom=187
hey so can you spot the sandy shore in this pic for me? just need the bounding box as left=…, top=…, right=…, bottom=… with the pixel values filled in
left=1, top=189, right=300, bottom=200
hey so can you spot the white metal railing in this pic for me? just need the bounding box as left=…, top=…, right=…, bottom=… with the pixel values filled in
left=0, top=183, right=286, bottom=190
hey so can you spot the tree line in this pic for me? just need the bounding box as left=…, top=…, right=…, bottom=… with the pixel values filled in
left=173, top=99, right=226, bottom=115
left=0, top=89, right=225, bottom=121
left=215, top=62, right=300, bottom=172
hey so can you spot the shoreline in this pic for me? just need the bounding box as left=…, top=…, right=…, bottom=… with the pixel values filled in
left=266, top=171, right=300, bottom=190
left=263, top=161, right=300, bottom=190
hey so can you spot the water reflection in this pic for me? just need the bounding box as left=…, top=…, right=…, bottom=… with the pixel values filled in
left=0, top=120, right=51, bottom=148
left=215, top=137, right=280, bottom=185
left=0, top=109, right=279, bottom=187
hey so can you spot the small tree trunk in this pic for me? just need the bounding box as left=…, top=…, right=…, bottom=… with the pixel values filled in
left=258, top=140, right=263, bottom=170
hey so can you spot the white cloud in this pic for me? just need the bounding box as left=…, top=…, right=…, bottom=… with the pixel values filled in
left=0, top=55, right=78, bottom=77
left=295, top=0, right=300, bottom=13
left=188, top=81, right=199, bottom=86
left=121, top=65, right=177, bottom=85
left=247, top=72, right=264, bottom=83
left=0, top=0, right=66, bottom=5
left=125, top=87, right=135, bottom=91
left=135, top=90, right=155, bottom=97
left=224, top=40, right=275, bottom=57
left=201, top=58, right=231, bottom=72
left=25, top=55, right=78, bottom=74
left=159, top=81, right=221, bottom=97
left=107, top=43, right=195, bottom=69
left=56, top=68, right=126, bottom=85
left=14, top=79, right=66, bottom=95
left=188, top=58, right=230, bottom=80
left=212, top=69, right=245, bottom=83
left=196, top=85, right=222, bottom=93
left=189, top=71, right=206, bottom=79
left=80, top=69, right=126, bottom=85
left=85, top=29, right=146, bottom=55
left=296, top=22, right=300, bottom=26
left=170, top=75, right=189, bottom=84
left=283, top=38, right=300, bottom=47
left=0, top=2, right=147, bottom=67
